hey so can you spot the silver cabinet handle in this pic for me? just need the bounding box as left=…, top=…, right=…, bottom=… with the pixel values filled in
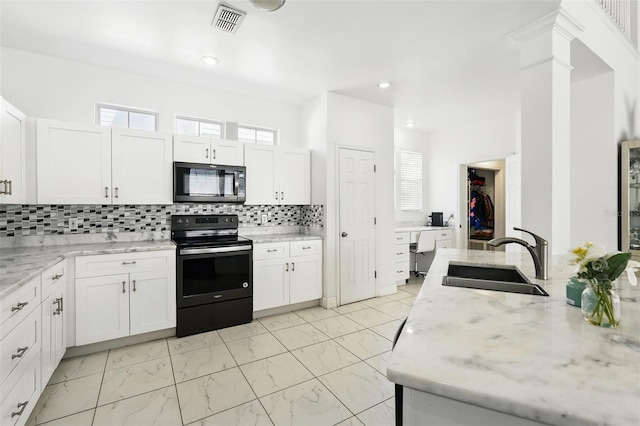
left=397, top=252, right=403, bottom=255
left=397, top=270, right=403, bottom=273
left=285, top=262, right=289, bottom=272
left=122, top=261, right=137, bottom=265
left=132, top=280, right=136, bottom=292
left=205, top=148, right=209, bottom=159
left=302, top=246, right=312, bottom=250
left=11, top=302, right=28, bottom=312
left=52, top=273, right=63, bottom=281
left=6, top=180, right=11, bottom=195
left=11, top=401, right=28, bottom=418
left=105, top=186, right=109, bottom=198
left=213, top=149, right=216, bottom=159
left=275, top=192, right=279, bottom=200
left=292, top=262, right=295, bottom=271
left=122, top=281, right=126, bottom=294
left=115, top=187, right=119, bottom=198
left=53, top=297, right=63, bottom=315
left=0, top=179, right=6, bottom=194
left=267, top=249, right=278, bottom=253
left=341, top=232, right=348, bottom=237
left=11, top=346, right=28, bottom=359
left=281, top=191, right=284, bottom=201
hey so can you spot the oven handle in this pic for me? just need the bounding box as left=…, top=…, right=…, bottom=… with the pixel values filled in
left=179, top=245, right=253, bottom=255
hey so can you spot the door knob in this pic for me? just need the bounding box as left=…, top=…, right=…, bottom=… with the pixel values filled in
left=341, top=232, right=348, bottom=237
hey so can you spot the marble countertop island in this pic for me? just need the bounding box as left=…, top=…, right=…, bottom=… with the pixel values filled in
left=0, top=240, right=176, bottom=298
left=387, top=249, right=640, bottom=426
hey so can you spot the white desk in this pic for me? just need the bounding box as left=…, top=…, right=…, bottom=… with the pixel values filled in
left=394, top=226, right=453, bottom=282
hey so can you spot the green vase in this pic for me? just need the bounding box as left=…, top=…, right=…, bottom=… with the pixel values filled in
left=566, top=277, right=586, bottom=308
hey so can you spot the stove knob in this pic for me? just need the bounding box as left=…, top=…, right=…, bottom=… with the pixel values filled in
left=177, top=218, right=182, bottom=224
left=225, top=218, right=229, bottom=223
left=185, top=218, right=190, bottom=224
left=242, top=282, right=249, bottom=288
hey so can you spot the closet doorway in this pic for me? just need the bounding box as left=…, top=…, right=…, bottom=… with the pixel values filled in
left=459, top=160, right=506, bottom=250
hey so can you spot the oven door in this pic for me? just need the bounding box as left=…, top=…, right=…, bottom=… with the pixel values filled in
left=177, top=246, right=252, bottom=308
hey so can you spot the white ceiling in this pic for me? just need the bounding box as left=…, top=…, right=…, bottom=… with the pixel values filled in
left=1, top=0, right=564, bottom=133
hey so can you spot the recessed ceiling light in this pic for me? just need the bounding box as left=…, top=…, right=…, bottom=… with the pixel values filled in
left=378, top=81, right=391, bottom=89
left=250, top=0, right=286, bottom=12
left=202, top=56, right=220, bottom=66
left=406, top=121, right=415, bottom=128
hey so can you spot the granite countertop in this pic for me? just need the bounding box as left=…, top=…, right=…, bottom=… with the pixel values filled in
left=387, top=248, right=640, bottom=426
left=395, top=225, right=453, bottom=232
left=0, top=240, right=176, bottom=299
left=248, top=233, right=323, bottom=244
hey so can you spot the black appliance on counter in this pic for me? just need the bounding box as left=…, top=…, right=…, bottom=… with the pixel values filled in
left=429, top=212, right=444, bottom=227
left=172, top=214, right=253, bottom=337
left=173, top=162, right=246, bottom=204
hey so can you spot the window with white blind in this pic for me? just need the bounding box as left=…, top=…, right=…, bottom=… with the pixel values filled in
left=400, top=150, right=423, bottom=211
left=96, top=104, right=158, bottom=131
left=238, top=124, right=277, bottom=145
left=175, top=116, right=224, bottom=139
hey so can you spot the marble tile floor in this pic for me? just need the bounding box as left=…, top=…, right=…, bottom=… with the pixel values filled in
left=27, top=281, right=422, bottom=426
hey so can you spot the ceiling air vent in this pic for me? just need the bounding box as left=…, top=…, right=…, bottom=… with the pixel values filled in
left=212, top=4, right=246, bottom=34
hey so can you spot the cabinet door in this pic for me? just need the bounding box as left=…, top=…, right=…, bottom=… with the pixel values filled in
left=0, top=99, right=26, bottom=204
left=289, top=256, right=322, bottom=304
left=36, top=119, right=111, bottom=204
left=112, top=128, right=172, bottom=205
left=278, top=147, right=310, bottom=205
left=129, top=269, right=176, bottom=335
left=212, top=140, right=244, bottom=166
left=253, top=259, right=289, bottom=311
left=75, top=274, right=129, bottom=346
left=41, top=283, right=65, bottom=387
left=245, top=144, right=278, bottom=205
left=173, top=135, right=210, bottom=164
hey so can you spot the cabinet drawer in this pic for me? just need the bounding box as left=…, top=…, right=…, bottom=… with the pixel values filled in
left=394, top=245, right=409, bottom=263
left=1, top=277, right=40, bottom=336
left=395, top=232, right=409, bottom=244
left=0, top=353, right=39, bottom=426
left=41, top=259, right=67, bottom=300
left=0, top=306, right=40, bottom=386
left=435, top=230, right=452, bottom=241
left=253, top=243, right=289, bottom=261
left=394, top=261, right=410, bottom=281
left=76, top=250, right=174, bottom=278
left=290, top=240, right=322, bottom=257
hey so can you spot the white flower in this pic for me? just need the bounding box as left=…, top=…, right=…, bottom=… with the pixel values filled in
left=625, top=260, right=640, bottom=286
left=566, top=242, right=607, bottom=274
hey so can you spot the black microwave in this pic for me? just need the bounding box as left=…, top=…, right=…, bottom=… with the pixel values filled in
left=173, top=162, right=246, bottom=203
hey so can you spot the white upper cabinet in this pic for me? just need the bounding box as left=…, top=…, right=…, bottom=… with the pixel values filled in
left=245, top=145, right=310, bottom=205
left=112, top=128, right=172, bottom=204
left=174, top=135, right=244, bottom=166
left=37, top=120, right=172, bottom=204
left=37, top=119, right=111, bottom=204
left=0, top=99, right=27, bottom=204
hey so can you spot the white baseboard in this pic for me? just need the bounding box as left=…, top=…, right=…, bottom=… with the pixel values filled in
left=378, top=284, right=398, bottom=296
left=253, top=299, right=320, bottom=319
left=321, top=296, right=338, bottom=309
left=65, top=328, right=176, bottom=358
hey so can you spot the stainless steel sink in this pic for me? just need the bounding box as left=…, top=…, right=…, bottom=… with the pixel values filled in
left=442, top=261, right=548, bottom=296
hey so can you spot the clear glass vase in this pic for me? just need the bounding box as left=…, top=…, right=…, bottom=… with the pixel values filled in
left=581, top=283, right=621, bottom=328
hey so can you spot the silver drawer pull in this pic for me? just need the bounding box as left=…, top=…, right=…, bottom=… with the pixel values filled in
left=122, top=281, right=126, bottom=294
left=397, top=270, right=403, bottom=273
left=11, top=346, right=29, bottom=359
left=52, top=273, right=63, bottom=281
left=267, top=249, right=278, bottom=253
left=396, top=237, right=403, bottom=240
left=302, top=246, right=312, bottom=250
left=132, top=280, right=137, bottom=292
left=122, top=261, right=137, bottom=265
left=397, top=252, right=403, bottom=255
left=11, top=401, right=28, bottom=418
left=11, top=302, right=28, bottom=312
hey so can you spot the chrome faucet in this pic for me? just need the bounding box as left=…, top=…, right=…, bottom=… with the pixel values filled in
left=487, top=227, right=549, bottom=280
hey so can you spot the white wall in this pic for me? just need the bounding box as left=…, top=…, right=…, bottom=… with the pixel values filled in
left=394, top=128, right=430, bottom=224
left=301, top=94, right=328, bottom=205
left=324, top=93, right=395, bottom=301
left=571, top=72, right=616, bottom=250
left=424, top=112, right=518, bottom=239
left=0, top=47, right=301, bottom=147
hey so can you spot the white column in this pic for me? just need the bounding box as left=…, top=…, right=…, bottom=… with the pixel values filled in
left=509, top=9, right=583, bottom=255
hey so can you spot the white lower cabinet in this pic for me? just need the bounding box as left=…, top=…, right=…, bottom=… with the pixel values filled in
left=1, top=259, right=67, bottom=426
left=75, top=250, right=176, bottom=346
left=253, top=240, right=322, bottom=311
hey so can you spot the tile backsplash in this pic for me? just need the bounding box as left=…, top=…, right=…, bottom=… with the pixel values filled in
left=0, top=204, right=324, bottom=237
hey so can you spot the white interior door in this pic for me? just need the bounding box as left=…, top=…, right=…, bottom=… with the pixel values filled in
left=339, top=148, right=376, bottom=305
left=505, top=153, right=522, bottom=252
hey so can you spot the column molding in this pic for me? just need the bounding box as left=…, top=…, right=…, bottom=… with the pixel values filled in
left=508, top=8, right=584, bottom=44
